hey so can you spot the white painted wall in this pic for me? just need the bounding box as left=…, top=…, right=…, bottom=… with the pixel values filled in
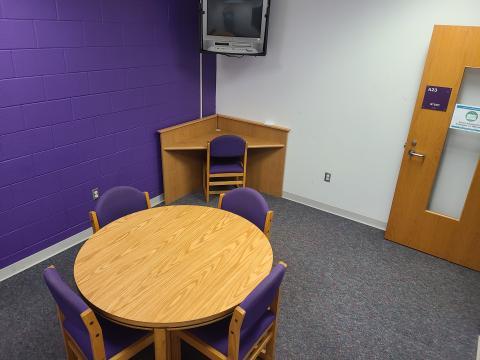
left=215, top=0, right=480, bottom=225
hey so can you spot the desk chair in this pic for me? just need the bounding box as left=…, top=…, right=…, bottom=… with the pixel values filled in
left=218, top=188, right=274, bottom=239
left=43, top=266, right=153, bottom=360
left=172, top=262, right=287, bottom=360
left=204, top=135, right=247, bottom=202
left=89, top=186, right=151, bottom=233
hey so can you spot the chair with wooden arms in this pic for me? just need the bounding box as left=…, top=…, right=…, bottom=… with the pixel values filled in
left=204, top=135, right=247, bottom=202
left=172, top=262, right=287, bottom=360
left=89, top=186, right=151, bottom=233
left=43, top=266, right=153, bottom=360
left=218, top=187, right=274, bottom=239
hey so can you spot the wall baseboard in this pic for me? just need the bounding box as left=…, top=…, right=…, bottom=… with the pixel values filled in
left=0, top=228, right=92, bottom=283
left=477, top=336, right=480, bottom=360
left=150, top=193, right=164, bottom=207
left=0, top=194, right=165, bottom=283
left=282, top=191, right=387, bottom=231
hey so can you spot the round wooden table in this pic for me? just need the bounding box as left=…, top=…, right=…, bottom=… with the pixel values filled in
left=74, top=205, right=273, bottom=360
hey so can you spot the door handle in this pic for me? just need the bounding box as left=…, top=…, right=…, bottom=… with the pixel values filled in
left=408, top=149, right=426, bottom=160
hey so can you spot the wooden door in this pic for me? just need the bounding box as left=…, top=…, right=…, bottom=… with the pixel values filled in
left=386, top=25, right=480, bottom=271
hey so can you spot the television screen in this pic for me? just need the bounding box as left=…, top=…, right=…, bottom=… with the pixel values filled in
left=207, top=0, right=264, bottom=38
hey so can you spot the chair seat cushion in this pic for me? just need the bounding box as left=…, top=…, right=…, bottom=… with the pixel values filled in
left=64, top=314, right=150, bottom=360
left=187, top=311, right=274, bottom=359
left=210, top=157, right=244, bottom=174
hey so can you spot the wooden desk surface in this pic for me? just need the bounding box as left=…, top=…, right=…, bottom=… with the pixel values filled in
left=74, top=205, right=273, bottom=329
left=162, top=130, right=285, bottom=151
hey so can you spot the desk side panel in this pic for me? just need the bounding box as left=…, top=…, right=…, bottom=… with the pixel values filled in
left=161, top=149, right=204, bottom=204
left=160, top=117, right=215, bottom=204
left=247, top=147, right=286, bottom=196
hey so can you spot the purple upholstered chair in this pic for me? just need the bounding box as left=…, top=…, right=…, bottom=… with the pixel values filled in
left=204, top=135, right=247, bottom=202
left=89, top=186, right=151, bottom=233
left=218, top=187, right=274, bottom=238
left=172, top=262, right=287, bottom=360
left=43, top=266, right=153, bottom=360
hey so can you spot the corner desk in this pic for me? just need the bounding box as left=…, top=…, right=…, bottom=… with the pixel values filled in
left=159, top=114, right=290, bottom=204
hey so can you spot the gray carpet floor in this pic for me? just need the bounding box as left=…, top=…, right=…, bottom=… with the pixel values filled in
left=0, top=193, right=479, bottom=360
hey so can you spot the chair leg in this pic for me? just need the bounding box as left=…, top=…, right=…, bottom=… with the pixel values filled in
left=203, top=165, right=209, bottom=203
left=65, top=341, right=76, bottom=360
left=264, top=344, right=275, bottom=360
left=202, top=165, right=206, bottom=197
left=57, top=308, right=75, bottom=360
left=205, top=180, right=210, bottom=203
left=264, top=330, right=276, bottom=360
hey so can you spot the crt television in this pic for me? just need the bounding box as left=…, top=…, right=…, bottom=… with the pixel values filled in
left=200, top=0, right=271, bottom=56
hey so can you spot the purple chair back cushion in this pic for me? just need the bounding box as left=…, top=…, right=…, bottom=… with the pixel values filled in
left=95, top=186, right=147, bottom=227
left=239, top=264, right=286, bottom=331
left=43, top=267, right=88, bottom=329
left=44, top=267, right=150, bottom=360
left=221, top=188, right=269, bottom=231
left=187, top=265, right=285, bottom=358
left=43, top=268, right=91, bottom=351
left=210, top=135, right=245, bottom=158
left=188, top=311, right=274, bottom=359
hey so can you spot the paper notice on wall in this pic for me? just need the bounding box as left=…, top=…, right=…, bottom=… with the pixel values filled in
left=450, top=104, right=480, bottom=133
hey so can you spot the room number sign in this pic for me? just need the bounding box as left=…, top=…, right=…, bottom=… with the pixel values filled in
left=421, top=85, right=452, bottom=112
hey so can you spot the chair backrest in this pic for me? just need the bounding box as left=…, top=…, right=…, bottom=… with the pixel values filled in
left=43, top=267, right=90, bottom=341
left=220, top=188, right=269, bottom=231
left=209, top=135, right=246, bottom=158
left=44, top=267, right=105, bottom=360
left=95, top=186, right=148, bottom=227
left=239, top=263, right=286, bottom=331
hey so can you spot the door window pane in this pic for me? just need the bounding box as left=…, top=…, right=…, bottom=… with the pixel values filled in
left=428, top=68, right=480, bottom=219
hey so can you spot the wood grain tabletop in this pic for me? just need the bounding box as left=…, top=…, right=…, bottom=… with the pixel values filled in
left=74, top=205, right=273, bottom=329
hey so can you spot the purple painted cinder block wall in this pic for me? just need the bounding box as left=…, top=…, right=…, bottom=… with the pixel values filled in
left=0, top=0, right=216, bottom=268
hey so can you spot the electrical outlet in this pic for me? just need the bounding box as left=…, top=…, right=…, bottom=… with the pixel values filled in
left=92, top=188, right=100, bottom=200
left=324, top=172, right=331, bottom=182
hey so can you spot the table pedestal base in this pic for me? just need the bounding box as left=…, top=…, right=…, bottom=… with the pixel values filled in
left=154, top=329, right=171, bottom=360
